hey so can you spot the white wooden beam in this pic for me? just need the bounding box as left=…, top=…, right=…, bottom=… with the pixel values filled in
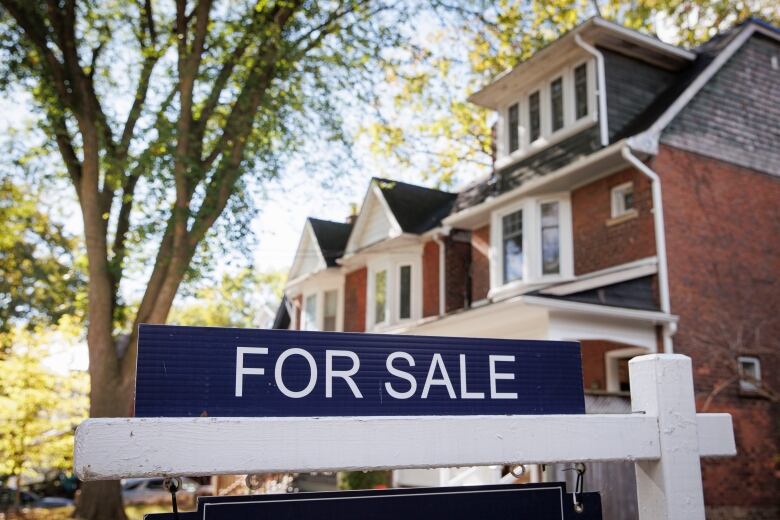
left=73, top=411, right=734, bottom=481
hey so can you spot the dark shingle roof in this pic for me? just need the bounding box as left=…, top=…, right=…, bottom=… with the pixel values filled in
left=272, top=295, right=290, bottom=329
left=373, top=178, right=457, bottom=234
left=531, top=275, right=659, bottom=311
left=308, top=218, right=352, bottom=266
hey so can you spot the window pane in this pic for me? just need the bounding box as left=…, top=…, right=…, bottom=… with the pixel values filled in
left=304, top=294, right=317, bottom=330
left=375, top=270, right=387, bottom=324
left=399, top=265, right=411, bottom=319
left=623, top=189, right=634, bottom=211
left=502, top=210, right=523, bottom=283
left=508, top=103, right=520, bottom=153
left=323, top=290, right=337, bottom=331
left=528, top=91, right=540, bottom=142
left=551, top=77, right=564, bottom=132
left=541, top=202, right=560, bottom=275
left=575, top=64, right=588, bottom=119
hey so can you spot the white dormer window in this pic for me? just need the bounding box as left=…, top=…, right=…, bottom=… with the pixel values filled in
left=367, top=253, right=421, bottom=330
left=490, top=194, right=573, bottom=298
left=497, top=59, right=596, bottom=166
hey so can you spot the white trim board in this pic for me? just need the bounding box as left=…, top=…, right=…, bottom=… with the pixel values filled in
left=541, top=259, right=658, bottom=296
left=74, top=413, right=734, bottom=480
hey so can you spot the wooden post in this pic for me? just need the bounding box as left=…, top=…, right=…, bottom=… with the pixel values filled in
left=630, top=354, right=706, bottom=520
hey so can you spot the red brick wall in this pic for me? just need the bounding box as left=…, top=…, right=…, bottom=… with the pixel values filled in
left=445, top=233, right=471, bottom=312
left=655, top=145, right=780, bottom=516
left=572, top=167, right=656, bottom=274
left=293, top=295, right=302, bottom=331
left=471, top=225, right=490, bottom=301
left=344, top=267, right=367, bottom=332
left=580, top=340, right=636, bottom=392
left=422, top=241, right=440, bottom=318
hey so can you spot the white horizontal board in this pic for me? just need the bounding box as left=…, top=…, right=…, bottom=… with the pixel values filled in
left=696, top=413, right=736, bottom=457
left=74, top=413, right=735, bottom=480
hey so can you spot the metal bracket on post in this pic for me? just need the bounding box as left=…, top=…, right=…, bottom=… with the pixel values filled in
left=629, top=354, right=706, bottom=520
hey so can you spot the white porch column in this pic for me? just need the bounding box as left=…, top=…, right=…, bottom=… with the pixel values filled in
left=630, top=354, right=706, bottom=520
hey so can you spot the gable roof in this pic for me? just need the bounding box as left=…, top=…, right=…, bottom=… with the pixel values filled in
left=308, top=218, right=352, bottom=267
left=628, top=18, right=780, bottom=153
left=373, top=178, right=457, bottom=234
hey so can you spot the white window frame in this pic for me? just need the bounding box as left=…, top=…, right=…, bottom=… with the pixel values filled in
left=610, top=182, right=635, bottom=218
left=737, top=356, right=761, bottom=392
left=367, top=252, right=422, bottom=331
left=489, top=194, right=573, bottom=299
left=496, top=58, right=597, bottom=169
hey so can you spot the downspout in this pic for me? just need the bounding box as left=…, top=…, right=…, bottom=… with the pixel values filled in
left=621, top=146, right=675, bottom=353
left=574, top=34, right=609, bottom=147
left=433, top=228, right=450, bottom=317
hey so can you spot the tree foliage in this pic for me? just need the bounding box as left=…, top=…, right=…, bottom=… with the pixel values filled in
left=168, top=268, right=286, bottom=328
left=0, top=179, right=85, bottom=347
left=0, top=325, right=88, bottom=506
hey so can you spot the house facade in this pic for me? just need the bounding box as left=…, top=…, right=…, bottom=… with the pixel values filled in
left=276, top=17, right=780, bottom=520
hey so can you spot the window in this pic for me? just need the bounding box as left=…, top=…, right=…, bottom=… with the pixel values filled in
left=323, top=290, right=338, bottom=331
left=502, top=210, right=523, bottom=283
left=508, top=103, right=520, bottom=153
left=550, top=77, right=564, bottom=132
left=374, top=270, right=387, bottom=324
left=540, top=201, right=560, bottom=275
left=399, top=264, right=411, bottom=320
left=738, top=356, right=761, bottom=392
left=611, top=182, right=635, bottom=218
left=574, top=63, right=588, bottom=120
left=303, top=294, right=317, bottom=330
left=528, top=91, right=541, bottom=143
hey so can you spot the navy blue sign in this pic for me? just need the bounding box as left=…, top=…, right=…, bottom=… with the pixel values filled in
left=135, top=324, right=585, bottom=417
left=144, top=483, right=601, bottom=520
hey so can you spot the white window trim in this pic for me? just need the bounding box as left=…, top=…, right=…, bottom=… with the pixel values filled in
left=610, top=181, right=635, bottom=218
left=489, top=194, right=573, bottom=299
left=367, top=252, right=422, bottom=331
left=496, top=58, right=597, bottom=170
left=737, top=356, right=761, bottom=392
left=605, top=347, right=647, bottom=394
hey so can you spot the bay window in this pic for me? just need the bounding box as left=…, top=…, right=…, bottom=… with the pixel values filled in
left=374, top=269, right=387, bottom=324
left=502, top=210, right=524, bottom=283
left=550, top=76, right=564, bottom=132
left=368, top=255, right=421, bottom=330
left=323, top=290, right=338, bottom=331
left=490, top=195, right=572, bottom=296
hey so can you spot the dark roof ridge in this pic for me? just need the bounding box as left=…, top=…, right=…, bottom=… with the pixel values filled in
left=371, top=176, right=456, bottom=196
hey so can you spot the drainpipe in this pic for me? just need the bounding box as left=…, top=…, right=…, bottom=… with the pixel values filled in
left=574, top=34, right=609, bottom=147
left=433, top=228, right=450, bottom=317
left=621, top=146, right=675, bottom=353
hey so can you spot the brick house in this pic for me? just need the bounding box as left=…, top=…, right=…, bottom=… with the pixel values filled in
left=276, top=17, right=779, bottom=519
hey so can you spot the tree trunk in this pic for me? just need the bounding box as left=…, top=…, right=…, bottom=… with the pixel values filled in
left=74, top=362, right=130, bottom=520
left=75, top=480, right=127, bottom=520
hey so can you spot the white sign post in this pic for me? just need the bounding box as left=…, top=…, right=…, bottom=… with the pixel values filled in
left=75, top=354, right=735, bottom=520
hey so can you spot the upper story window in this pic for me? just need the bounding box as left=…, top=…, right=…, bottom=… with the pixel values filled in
left=368, top=254, right=421, bottom=330
left=508, top=103, right=520, bottom=153
left=323, top=290, right=338, bottom=331
left=303, top=294, right=317, bottom=331
left=490, top=194, right=573, bottom=296
left=497, top=59, right=595, bottom=166
left=611, top=182, right=635, bottom=218
left=738, top=356, right=761, bottom=392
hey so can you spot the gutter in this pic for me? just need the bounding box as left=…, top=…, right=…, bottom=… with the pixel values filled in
left=621, top=146, right=676, bottom=353
left=574, top=34, right=609, bottom=147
